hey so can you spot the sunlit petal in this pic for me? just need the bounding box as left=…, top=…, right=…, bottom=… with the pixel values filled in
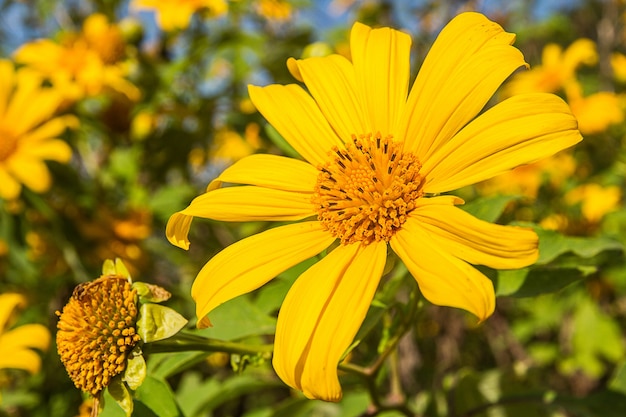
left=415, top=204, right=538, bottom=269
left=248, top=84, right=343, bottom=165
left=0, top=293, right=26, bottom=330
left=423, top=93, right=582, bottom=193
left=273, top=241, right=386, bottom=401
left=192, top=222, right=335, bottom=325
left=391, top=219, right=495, bottom=321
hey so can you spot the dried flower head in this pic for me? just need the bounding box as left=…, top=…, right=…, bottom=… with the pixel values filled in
left=56, top=273, right=141, bottom=396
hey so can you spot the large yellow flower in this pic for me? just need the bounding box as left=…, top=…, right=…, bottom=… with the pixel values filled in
left=0, top=293, right=51, bottom=374
left=0, top=60, right=75, bottom=200
left=131, top=0, right=228, bottom=31
left=167, top=13, right=582, bottom=401
left=14, top=14, right=140, bottom=102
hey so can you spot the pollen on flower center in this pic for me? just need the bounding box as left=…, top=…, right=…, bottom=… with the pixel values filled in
left=56, top=274, right=141, bottom=396
left=312, top=133, right=425, bottom=245
left=0, top=129, right=18, bottom=161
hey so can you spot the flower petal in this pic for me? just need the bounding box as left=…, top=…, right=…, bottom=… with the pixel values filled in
left=20, top=138, right=72, bottom=162
left=273, top=241, right=387, bottom=401
left=0, top=60, right=15, bottom=117
left=289, top=54, right=368, bottom=141
left=5, top=157, right=51, bottom=193
left=166, top=212, right=194, bottom=250
left=248, top=84, right=343, bottom=166
left=391, top=218, right=495, bottom=321
left=0, top=347, right=43, bottom=374
left=191, top=222, right=335, bottom=325
left=350, top=22, right=411, bottom=137
left=414, top=203, right=538, bottom=269
left=400, top=12, right=519, bottom=156
left=208, top=154, right=318, bottom=192
left=423, top=93, right=582, bottom=193
left=0, top=324, right=51, bottom=352
left=0, top=293, right=26, bottom=330
left=181, top=186, right=315, bottom=221
left=0, top=166, right=21, bottom=200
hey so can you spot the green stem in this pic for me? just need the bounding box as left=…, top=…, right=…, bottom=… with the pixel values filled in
left=145, top=331, right=274, bottom=356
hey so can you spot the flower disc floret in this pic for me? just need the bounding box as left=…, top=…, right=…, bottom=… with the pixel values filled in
left=56, top=275, right=141, bottom=395
left=313, top=133, right=424, bottom=245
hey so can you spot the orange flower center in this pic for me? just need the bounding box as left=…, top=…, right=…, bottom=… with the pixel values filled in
left=0, top=128, right=18, bottom=161
left=312, top=133, right=425, bottom=245
left=56, top=275, right=141, bottom=396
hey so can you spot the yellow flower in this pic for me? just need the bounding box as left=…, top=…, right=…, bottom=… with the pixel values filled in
left=255, top=0, right=293, bottom=22
left=14, top=14, right=140, bottom=102
left=564, top=82, right=624, bottom=135
left=167, top=13, right=582, bottom=401
left=565, top=183, right=621, bottom=223
left=0, top=60, right=75, bottom=200
left=131, top=0, right=228, bottom=31
left=502, top=38, right=597, bottom=97
left=0, top=293, right=51, bottom=374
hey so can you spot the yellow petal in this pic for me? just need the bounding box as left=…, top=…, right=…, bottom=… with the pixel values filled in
left=6, top=157, right=51, bottom=193
left=290, top=54, right=368, bottom=141
left=350, top=22, right=411, bottom=136
left=0, top=166, right=21, bottom=200
left=415, top=203, right=538, bottom=269
left=248, top=84, right=343, bottom=166
left=0, top=347, right=43, bottom=374
left=0, top=324, right=51, bottom=352
left=423, top=93, right=582, bottom=193
left=21, top=115, right=78, bottom=143
left=179, top=186, right=315, bottom=222
left=400, top=12, right=519, bottom=157
left=166, top=212, right=194, bottom=250
left=0, top=60, right=15, bottom=117
left=192, top=221, right=335, bottom=323
left=21, top=139, right=72, bottom=163
left=273, top=241, right=386, bottom=401
left=391, top=219, right=495, bottom=321
left=0, top=293, right=26, bottom=330
left=210, top=154, right=318, bottom=192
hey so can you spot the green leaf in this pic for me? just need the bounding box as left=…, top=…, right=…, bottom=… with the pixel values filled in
left=461, top=195, right=521, bottom=222
left=134, top=376, right=182, bottom=417
left=123, top=346, right=147, bottom=391
left=137, top=304, right=188, bottom=343
left=555, top=390, right=626, bottom=417
left=609, top=361, right=626, bottom=394
left=497, top=266, right=594, bottom=297
left=534, top=227, right=623, bottom=265
left=148, top=351, right=211, bottom=380
left=107, top=376, right=133, bottom=417
left=195, top=295, right=276, bottom=341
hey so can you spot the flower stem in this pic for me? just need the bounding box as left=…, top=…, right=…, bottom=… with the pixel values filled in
left=145, top=331, right=273, bottom=356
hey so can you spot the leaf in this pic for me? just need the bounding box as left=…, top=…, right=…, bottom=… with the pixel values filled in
left=195, top=295, right=276, bottom=341
left=148, top=351, right=211, bottom=380
left=124, top=346, right=147, bottom=391
left=137, top=304, right=188, bottom=343
left=107, top=376, right=133, bottom=417
left=133, top=282, right=172, bottom=303
left=461, top=195, right=521, bottom=222
left=134, top=376, right=183, bottom=417
left=555, top=390, right=626, bottom=417
left=497, top=266, right=594, bottom=298
left=609, top=361, right=626, bottom=394
left=533, top=227, right=623, bottom=265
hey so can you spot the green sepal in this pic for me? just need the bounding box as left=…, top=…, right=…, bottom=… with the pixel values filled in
left=133, top=282, right=172, bottom=303
left=102, top=259, right=117, bottom=276
left=137, top=303, right=188, bottom=343
left=107, top=375, right=133, bottom=417
left=101, top=258, right=132, bottom=281
left=123, top=345, right=147, bottom=391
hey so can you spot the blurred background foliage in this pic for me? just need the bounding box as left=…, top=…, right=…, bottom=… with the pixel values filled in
left=2, top=0, right=626, bottom=416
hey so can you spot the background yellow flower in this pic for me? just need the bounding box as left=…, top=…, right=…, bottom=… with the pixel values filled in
left=131, top=0, right=228, bottom=31
left=0, top=60, right=75, bottom=200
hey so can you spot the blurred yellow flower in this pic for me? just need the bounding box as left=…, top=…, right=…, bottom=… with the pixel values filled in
left=502, top=39, right=597, bottom=97
left=565, top=183, right=621, bottom=223
left=255, top=0, right=293, bottom=22
left=0, top=293, right=51, bottom=374
left=611, top=52, right=626, bottom=83
left=14, top=14, right=140, bottom=102
left=0, top=60, right=75, bottom=200
left=477, top=152, right=576, bottom=198
left=168, top=13, right=581, bottom=401
left=131, top=0, right=228, bottom=31
left=564, top=82, right=624, bottom=135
